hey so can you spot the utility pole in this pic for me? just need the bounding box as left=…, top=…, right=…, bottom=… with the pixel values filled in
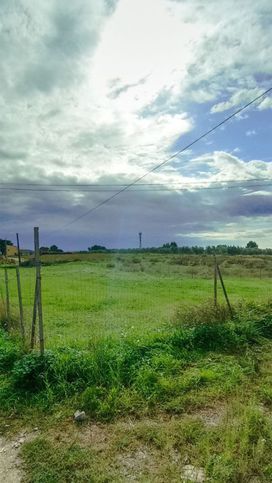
left=138, top=232, right=142, bottom=249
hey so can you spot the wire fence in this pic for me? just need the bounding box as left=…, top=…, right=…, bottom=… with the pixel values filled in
left=0, top=253, right=271, bottom=350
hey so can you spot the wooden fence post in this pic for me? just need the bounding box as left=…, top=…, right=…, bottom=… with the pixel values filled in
left=16, top=266, right=25, bottom=342
left=30, top=280, right=38, bottom=349
left=213, top=255, right=217, bottom=307
left=16, top=233, right=22, bottom=267
left=216, top=263, right=233, bottom=318
left=4, top=268, right=10, bottom=329
left=34, top=227, right=44, bottom=355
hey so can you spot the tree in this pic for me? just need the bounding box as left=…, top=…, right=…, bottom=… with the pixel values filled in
left=0, top=239, right=13, bottom=255
left=49, top=245, right=63, bottom=253
left=88, top=245, right=106, bottom=251
left=246, top=241, right=258, bottom=249
left=40, top=246, right=50, bottom=254
left=162, top=242, right=177, bottom=248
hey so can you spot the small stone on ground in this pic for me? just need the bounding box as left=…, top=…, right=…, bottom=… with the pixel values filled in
left=182, top=464, right=206, bottom=482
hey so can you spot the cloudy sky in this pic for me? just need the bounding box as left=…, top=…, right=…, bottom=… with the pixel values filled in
left=1, top=0, right=272, bottom=250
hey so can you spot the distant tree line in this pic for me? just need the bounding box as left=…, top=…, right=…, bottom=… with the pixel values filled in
left=119, top=240, right=267, bottom=255
left=2, top=237, right=269, bottom=258
left=105, top=240, right=272, bottom=255
left=88, top=245, right=107, bottom=252
left=55, top=240, right=272, bottom=255
left=40, top=245, right=64, bottom=254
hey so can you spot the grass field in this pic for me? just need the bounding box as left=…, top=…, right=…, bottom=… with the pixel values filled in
left=1, top=253, right=272, bottom=348
left=1, top=254, right=272, bottom=481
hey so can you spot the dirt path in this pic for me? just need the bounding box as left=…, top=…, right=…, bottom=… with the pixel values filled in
left=0, top=436, right=23, bottom=483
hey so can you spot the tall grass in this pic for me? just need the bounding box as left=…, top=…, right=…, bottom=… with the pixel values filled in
left=1, top=302, right=272, bottom=421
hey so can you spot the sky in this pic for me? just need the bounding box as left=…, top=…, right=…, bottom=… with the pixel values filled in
left=1, top=0, right=272, bottom=250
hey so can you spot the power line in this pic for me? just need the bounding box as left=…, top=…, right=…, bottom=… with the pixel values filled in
left=0, top=177, right=271, bottom=187
left=0, top=181, right=272, bottom=193
left=59, top=86, right=272, bottom=228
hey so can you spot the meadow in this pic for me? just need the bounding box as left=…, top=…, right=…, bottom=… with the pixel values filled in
left=1, top=252, right=272, bottom=348
left=1, top=253, right=272, bottom=481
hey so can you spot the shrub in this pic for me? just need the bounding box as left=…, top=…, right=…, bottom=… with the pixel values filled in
left=191, top=323, right=240, bottom=351
left=12, top=351, right=57, bottom=391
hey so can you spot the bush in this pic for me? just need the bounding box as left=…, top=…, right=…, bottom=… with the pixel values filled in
left=191, top=323, right=240, bottom=351
left=12, top=351, right=57, bottom=391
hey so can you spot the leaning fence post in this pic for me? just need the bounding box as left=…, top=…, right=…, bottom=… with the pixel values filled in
left=16, top=266, right=25, bottom=342
left=216, top=263, right=233, bottom=318
left=4, top=268, right=10, bottom=329
left=34, top=227, right=44, bottom=355
left=213, top=256, right=217, bottom=307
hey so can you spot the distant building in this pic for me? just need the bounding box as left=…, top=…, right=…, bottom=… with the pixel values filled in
left=6, top=245, right=18, bottom=257
left=5, top=246, right=33, bottom=258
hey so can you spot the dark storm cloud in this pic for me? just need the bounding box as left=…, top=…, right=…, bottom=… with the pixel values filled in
left=227, top=192, right=272, bottom=217
left=1, top=176, right=272, bottom=249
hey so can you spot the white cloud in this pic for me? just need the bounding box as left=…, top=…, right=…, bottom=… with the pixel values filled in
left=1, top=0, right=272, bottom=247
left=246, top=130, right=257, bottom=136
left=187, top=151, right=272, bottom=183
left=1, top=0, right=271, bottom=189
left=258, top=96, right=272, bottom=110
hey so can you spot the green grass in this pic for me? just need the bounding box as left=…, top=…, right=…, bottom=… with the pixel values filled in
left=1, top=301, right=271, bottom=420
left=1, top=253, right=272, bottom=348
left=0, top=253, right=272, bottom=481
